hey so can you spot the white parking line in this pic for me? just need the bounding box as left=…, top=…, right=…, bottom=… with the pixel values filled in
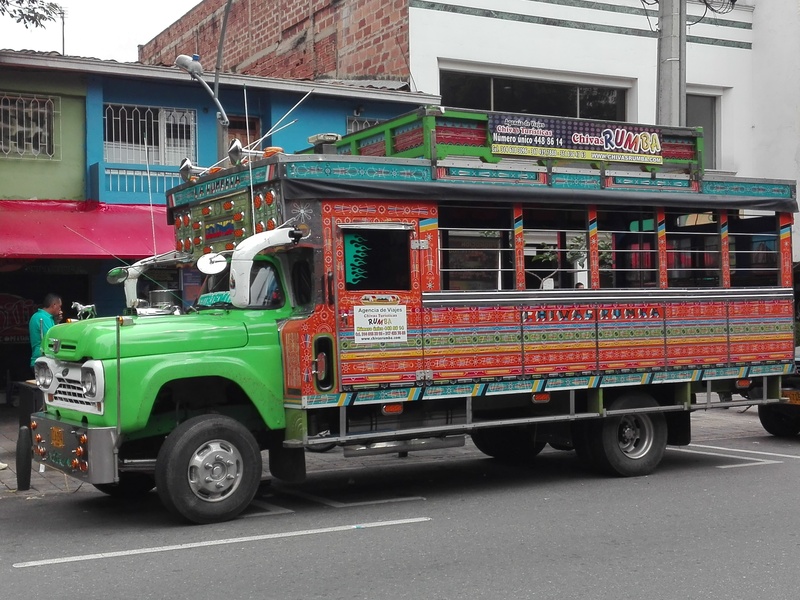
left=278, top=488, right=425, bottom=508
left=670, top=446, right=782, bottom=468
left=12, top=517, right=432, bottom=569
left=689, top=444, right=800, bottom=460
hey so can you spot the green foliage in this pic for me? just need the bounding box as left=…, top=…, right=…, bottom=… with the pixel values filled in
left=1, top=0, right=60, bottom=29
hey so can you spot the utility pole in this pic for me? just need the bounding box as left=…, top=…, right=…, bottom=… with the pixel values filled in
left=655, top=0, right=686, bottom=127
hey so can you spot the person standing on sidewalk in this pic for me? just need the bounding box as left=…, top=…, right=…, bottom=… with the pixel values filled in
left=29, top=293, right=62, bottom=374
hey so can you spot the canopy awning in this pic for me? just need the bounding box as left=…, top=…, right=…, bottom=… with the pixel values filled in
left=0, top=200, right=174, bottom=259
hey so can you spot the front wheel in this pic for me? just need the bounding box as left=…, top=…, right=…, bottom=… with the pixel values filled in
left=155, top=415, right=262, bottom=524
left=589, top=395, right=667, bottom=477
left=758, top=404, right=800, bottom=438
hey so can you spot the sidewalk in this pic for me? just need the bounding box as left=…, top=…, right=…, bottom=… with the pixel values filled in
left=0, top=392, right=764, bottom=500
left=0, top=400, right=97, bottom=499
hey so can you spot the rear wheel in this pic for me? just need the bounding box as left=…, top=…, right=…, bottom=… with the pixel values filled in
left=758, top=404, right=800, bottom=438
left=155, top=415, right=262, bottom=524
left=471, top=426, right=546, bottom=462
left=589, top=395, right=667, bottom=477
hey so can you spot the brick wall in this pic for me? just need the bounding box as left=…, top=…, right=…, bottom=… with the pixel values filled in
left=139, top=0, right=410, bottom=81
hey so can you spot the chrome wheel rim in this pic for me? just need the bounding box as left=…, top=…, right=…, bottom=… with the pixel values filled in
left=187, top=439, right=243, bottom=502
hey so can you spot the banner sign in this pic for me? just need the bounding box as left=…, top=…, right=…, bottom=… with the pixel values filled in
left=488, top=113, right=664, bottom=166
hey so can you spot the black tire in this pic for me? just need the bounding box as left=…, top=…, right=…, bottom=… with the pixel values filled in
left=16, top=426, right=32, bottom=492
left=471, top=426, right=546, bottom=462
left=155, top=415, right=262, bottom=524
left=588, top=395, right=667, bottom=477
left=306, top=443, right=337, bottom=453
left=758, top=405, right=800, bottom=438
left=93, top=473, right=156, bottom=498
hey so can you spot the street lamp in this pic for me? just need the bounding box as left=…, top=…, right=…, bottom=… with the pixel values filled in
left=174, top=53, right=229, bottom=127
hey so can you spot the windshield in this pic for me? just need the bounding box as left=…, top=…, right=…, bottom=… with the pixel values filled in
left=196, top=260, right=284, bottom=310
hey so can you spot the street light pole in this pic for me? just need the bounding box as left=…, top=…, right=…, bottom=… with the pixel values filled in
left=175, top=0, right=235, bottom=160
left=656, top=0, right=686, bottom=127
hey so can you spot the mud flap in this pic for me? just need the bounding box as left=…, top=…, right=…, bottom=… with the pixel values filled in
left=665, top=410, right=691, bottom=446
left=268, top=439, right=307, bottom=483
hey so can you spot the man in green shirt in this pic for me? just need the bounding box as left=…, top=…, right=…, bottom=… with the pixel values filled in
left=29, top=293, right=63, bottom=371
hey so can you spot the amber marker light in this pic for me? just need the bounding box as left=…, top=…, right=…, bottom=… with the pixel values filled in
left=30, top=420, right=38, bottom=430
left=381, top=403, right=404, bottom=416
left=78, top=434, right=88, bottom=445
left=735, top=379, right=752, bottom=389
left=532, top=393, right=551, bottom=403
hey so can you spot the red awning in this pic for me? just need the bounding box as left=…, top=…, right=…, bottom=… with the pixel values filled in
left=0, top=200, right=174, bottom=259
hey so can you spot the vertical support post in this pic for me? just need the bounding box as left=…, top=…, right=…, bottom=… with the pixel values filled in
left=656, top=0, right=686, bottom=126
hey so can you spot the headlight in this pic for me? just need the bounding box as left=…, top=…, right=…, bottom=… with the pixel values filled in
left=34, top=362, right=53, bottom=388
left=81, top=368, right=97, bottom=398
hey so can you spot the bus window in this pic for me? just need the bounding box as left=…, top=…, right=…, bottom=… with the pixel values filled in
left=729, top=212, right=780, bottom=287
left=343, top=228, right=411, bottom=291
left=523, top=206, right=587, bottom=289
left=439, top=206, right=515, bottom=290
left=597, top=207, right=658, bottom=288
left=665, top=209, right=720, bottom=287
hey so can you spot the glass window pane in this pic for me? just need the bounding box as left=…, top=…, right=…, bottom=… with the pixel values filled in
left=440, top=71, right=491, bottom=110
left=494, top=78, right=576, bottom=116
left=687, top=94, right=716, bottom=170
left=579, top=87, right=626, bottom=121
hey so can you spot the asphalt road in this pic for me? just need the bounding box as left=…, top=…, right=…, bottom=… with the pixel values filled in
left=3, top=406, right=800, bottom=600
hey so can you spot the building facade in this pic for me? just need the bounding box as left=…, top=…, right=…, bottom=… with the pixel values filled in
left=0, top=49, right=437, bottom=388
left=140, top=0, right=800, bottom=226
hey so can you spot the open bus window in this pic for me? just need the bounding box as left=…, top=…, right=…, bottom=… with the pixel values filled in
left=729, top=212, right=780, bottom=287
left=665, top=209, right=720, bottom=287
left=523, top=206, right=587, bottom=289
left=342, top=227, right=411, bottom=291
left=439, top=206, right=515, bottom=290
left=597, top=207, right=658, bottom=288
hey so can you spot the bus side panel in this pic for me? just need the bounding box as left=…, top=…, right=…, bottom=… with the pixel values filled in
left=665, top=301, right=728, bottom=368
left=728, top=298, right=794, bottom=364
left=424, top=305, right=523, bottom=382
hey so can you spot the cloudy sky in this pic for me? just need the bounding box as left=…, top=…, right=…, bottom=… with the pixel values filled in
left=1, top=0, right=203, bottom=62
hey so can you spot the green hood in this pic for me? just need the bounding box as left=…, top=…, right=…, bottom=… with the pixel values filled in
left=44, top=313, right=248, bottom=361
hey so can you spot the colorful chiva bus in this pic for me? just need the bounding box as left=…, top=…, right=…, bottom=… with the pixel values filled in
left=166, top=107, right=799, bottom=483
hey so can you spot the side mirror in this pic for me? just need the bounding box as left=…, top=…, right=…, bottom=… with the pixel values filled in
left=107, top=267, right=129, bottom=284
left=197, top=253, right=228, bottom=275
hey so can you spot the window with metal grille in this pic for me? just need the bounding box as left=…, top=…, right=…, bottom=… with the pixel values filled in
left=346, top=116, right=385, bottom=134
left=103, top=104, right=196, bottom=165
left=0, top=92, right=60, bottom=159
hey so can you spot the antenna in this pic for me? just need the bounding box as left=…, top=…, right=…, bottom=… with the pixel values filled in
left=58, top=7, right=67, bottom=55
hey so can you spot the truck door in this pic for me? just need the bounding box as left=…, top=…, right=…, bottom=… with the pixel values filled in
left=333, top=218, right=425, bottom=390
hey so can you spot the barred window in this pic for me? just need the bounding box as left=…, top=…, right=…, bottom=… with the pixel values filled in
left=104, top=104, right=196, bottom=165
left=346, top=116, right=385, bottom=134
left=0, top=92, right=60, bottom=159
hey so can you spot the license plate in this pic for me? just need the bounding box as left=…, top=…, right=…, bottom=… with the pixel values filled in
left=783, top=390, right=800, bottom=405
left=50, top=426, right=64, bottom=448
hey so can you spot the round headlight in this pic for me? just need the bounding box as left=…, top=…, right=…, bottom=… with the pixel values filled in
left=34, top=363, right=53, bottom=388
left=81, top=368, right=97, bottom=398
